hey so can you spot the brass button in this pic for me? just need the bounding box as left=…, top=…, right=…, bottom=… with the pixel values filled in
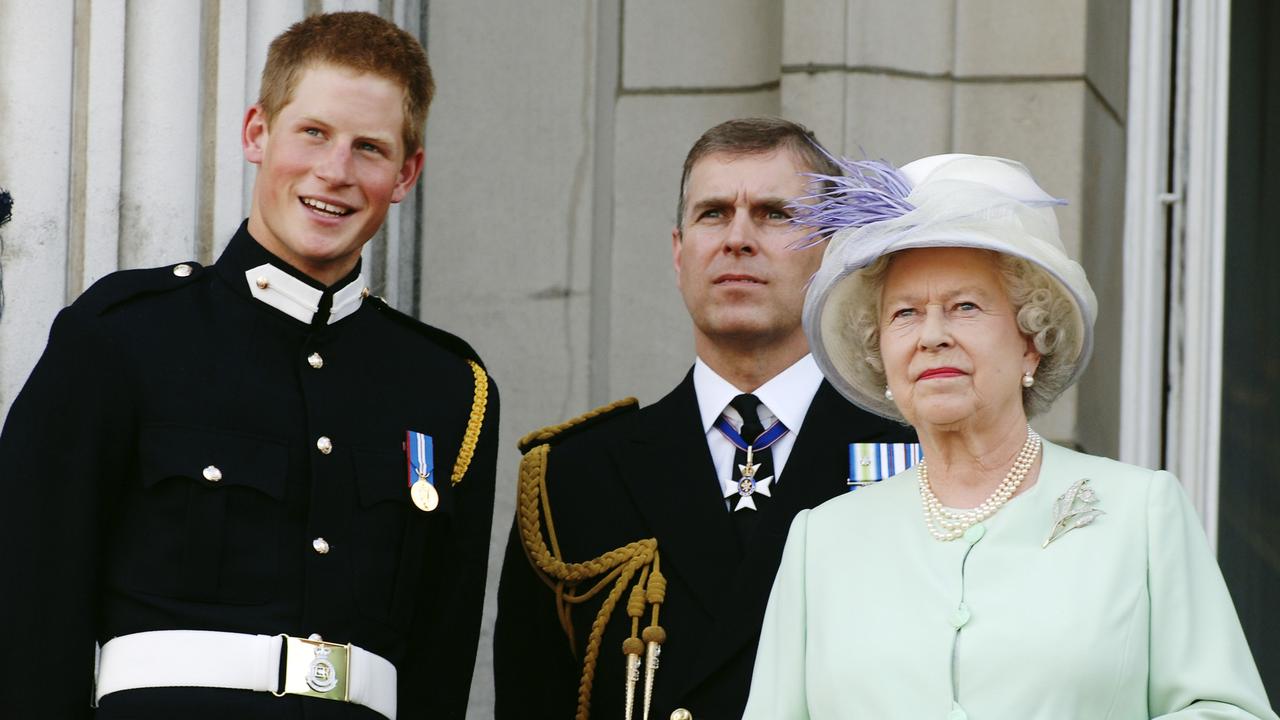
left=202, top=465, right=222, bottom=482
left=360, top=287, right=370, bottom=299
left=307, top=352, right=324, bottom=369
left=255, top=276, right=270, bottom=289
left=316, top=436, right=333, bottom=455
left=172, top=264, right=193, bottom=277
left=312, top=537, right=330, bottom=555
left=670, top=710, right=693, bottom=720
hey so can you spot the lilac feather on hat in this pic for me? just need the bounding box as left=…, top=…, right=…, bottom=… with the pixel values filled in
left=789, top=157, right=915, bottom=249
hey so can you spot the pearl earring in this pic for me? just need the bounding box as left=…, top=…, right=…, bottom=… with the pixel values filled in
left=1021, top=371, right=1035, bottom=388
left=884, top=386, right=894, bottom=401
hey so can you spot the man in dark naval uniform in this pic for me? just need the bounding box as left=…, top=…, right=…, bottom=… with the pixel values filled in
left=492, top=118, right=915, bottom=720
left=0, top=12, right=497, bottom=720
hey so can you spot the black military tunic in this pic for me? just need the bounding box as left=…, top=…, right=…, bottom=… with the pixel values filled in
left=0, top=222, right=499, bottom=719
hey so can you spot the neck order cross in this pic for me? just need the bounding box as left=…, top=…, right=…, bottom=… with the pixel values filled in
left=720, top=395, right=784, bottom=503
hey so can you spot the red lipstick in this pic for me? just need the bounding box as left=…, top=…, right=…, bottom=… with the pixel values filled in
left=918, top=367, right=965, bottom=380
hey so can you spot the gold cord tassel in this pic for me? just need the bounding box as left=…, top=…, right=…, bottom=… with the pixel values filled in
left=622, top=570, right=650, bottom=720
left=622, top=637, right=643, bottom=720
left=641, top=561, right=668, bottom=720
left=514, top=403, right=665, bottom=720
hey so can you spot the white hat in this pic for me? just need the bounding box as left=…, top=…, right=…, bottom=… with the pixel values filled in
left=800, top=153, right=1098, bottom=420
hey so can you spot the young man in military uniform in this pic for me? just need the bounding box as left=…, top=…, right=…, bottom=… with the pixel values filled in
left=0, top=12, right=497, bottom=719
left=492, top=118, right=914, bottom=720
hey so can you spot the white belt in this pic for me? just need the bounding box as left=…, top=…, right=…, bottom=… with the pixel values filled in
left=95, top=630, right=397, bottom=719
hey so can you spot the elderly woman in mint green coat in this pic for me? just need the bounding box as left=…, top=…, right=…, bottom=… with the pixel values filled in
left=742, top=154, right=1276, bottom=720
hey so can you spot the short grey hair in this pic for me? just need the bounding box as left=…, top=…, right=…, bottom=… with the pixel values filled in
left=840, top=250, right=1081, bottom=418
left=675, top=117, right=840, bottom=229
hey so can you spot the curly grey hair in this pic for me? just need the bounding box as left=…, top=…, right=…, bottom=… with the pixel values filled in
left=840, top=250, right=1080, bottom=418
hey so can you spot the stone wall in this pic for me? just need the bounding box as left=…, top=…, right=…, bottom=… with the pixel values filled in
left=0, top=1, right=1128, bottom=716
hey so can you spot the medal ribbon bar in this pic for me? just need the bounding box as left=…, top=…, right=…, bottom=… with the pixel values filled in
left=406, top=430, right=434, bottom=487
left=848, top=442, right=923, bottom=490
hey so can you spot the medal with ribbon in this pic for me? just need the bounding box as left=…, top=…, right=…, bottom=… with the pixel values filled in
left=848, top=442, right=922, bottom=491
left=405, top=430, right=439, bottom=512
left=714, top=416, right=788, bottom=511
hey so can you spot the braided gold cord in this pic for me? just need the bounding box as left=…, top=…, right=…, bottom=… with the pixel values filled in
left=450, top=359, right=488, bottom=485
left=517, top=439, right=660, bottom=720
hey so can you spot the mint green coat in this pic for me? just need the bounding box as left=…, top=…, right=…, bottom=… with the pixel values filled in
left=744, top=441, right=1276, bottom=720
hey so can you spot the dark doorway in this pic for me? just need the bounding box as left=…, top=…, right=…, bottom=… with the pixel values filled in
left=1219, top=0, right=1280, bottom=700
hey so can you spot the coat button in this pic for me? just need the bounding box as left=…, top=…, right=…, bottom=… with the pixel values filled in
left=255, top=276, right=270, bottom=289
left=948, top=703, right=968, bottom=720
left=307, top=352, right=324, bottom=369
left=202, top=465, right=222, bottom=482
left=172, top=264, right=193, bottom=277
left=316, top=436, right=333, bottom=454
left=951, top=603, right=971, bottom=629
left=670, top=710, right=692, bottom=720
left=312, top=537, right=330, bottom=555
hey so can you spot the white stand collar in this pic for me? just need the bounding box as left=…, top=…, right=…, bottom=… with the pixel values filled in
left=244, top=263, right=367, bottom=325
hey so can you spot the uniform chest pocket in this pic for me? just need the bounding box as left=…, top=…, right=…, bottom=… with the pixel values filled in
left=113, top=424, right=288, bottom=604
left=351, top=447, right=453, bottom=624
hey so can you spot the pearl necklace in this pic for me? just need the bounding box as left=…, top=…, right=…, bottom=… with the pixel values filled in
left=917, top=425, right=1042, bottom=542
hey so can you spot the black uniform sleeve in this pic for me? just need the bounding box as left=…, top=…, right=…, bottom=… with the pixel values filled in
left=398, top=377, right=499, bottom=719
left=0, top=305, right=135, bottom=718
left=492, top=510, right=580, bottom=720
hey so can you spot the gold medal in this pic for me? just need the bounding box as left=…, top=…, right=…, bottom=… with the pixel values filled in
left=411, top=477, right=439, bottom=512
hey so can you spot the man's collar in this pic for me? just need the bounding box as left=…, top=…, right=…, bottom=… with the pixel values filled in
left=216, top=221, right=367, bottom=326
left=692, top=354, right=824, bottom=431
left=245, top=264, right=366, bottom=325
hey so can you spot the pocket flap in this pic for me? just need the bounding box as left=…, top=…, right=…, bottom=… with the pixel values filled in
left=139, top=424, right=287, bottom=500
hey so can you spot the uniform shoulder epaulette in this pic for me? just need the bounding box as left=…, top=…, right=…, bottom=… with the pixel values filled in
left=364, top=295, right=485, bottom=369
left=517, top=397, right=639, bottom=454
left=74, top=261, right=204, bottom=316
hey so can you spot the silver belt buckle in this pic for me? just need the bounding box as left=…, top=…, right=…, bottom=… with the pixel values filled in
left=273, top=634, right=351, bottom=702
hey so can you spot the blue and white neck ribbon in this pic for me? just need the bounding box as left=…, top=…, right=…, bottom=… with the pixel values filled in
left=848, top=442, right=922, bottom=491
left=712, top=416, right=788, bottom=454
left=406, top=430, right=435, bottom=487
left=714, top=416, right=788, bottom=511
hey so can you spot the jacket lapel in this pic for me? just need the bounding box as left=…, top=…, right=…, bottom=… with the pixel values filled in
left=612, top=371, right=742, bottom=617
left=679, top=381, right=860, bottom=690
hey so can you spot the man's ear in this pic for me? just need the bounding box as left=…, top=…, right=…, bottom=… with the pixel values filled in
left=242, top=105, right=268, bottom=164
left=390, top=147, right=425, bottom=204
left=671, top=227, right=683, bottom=278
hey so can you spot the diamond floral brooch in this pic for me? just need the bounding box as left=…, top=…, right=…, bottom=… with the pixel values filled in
left=1043, top=478, right=1105, bottom=548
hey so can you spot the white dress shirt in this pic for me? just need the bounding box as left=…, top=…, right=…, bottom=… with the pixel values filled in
left=693, top=354, right=824, bottom=499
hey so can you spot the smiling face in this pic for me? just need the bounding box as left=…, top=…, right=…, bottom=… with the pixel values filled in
left=243, top=63, right=424, bottom=286
left=672, top=149, right=822, bottom=359
left=878, top=247, right=1040, bottom=430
